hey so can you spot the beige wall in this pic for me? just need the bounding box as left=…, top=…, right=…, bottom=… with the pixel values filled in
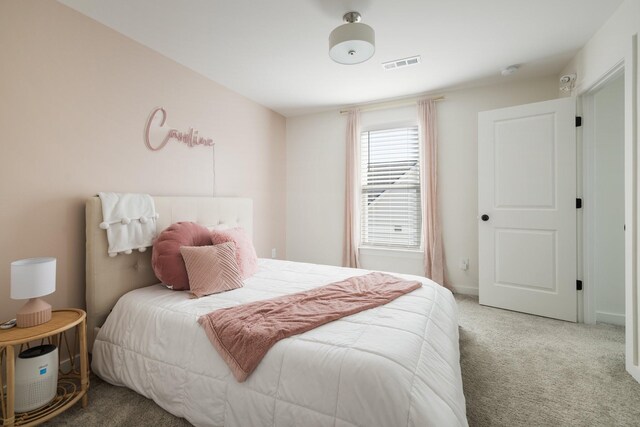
left=286, top=76, right=560, bottom=295
left=0, top=1, right=286, bottom=319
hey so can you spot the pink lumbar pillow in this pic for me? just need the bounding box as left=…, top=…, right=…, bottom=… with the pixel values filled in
left=180, top=243, right=244, bottom=298
left=152, top=222, right=212, bottom=290
left=210, top=227, right=258, bottom=279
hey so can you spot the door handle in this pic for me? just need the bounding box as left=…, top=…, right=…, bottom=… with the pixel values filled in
left=481, top=214, right=490, bottom=221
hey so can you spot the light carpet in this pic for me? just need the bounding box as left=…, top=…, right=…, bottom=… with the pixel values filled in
left=44, top=295, right=640, bottom=426
left=457, top=295, right=640, bottom=426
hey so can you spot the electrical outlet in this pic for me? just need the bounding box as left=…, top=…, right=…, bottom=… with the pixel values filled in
left=459, top=258, right=469, bottom=271
left=271, top=248, right=277, bottom=259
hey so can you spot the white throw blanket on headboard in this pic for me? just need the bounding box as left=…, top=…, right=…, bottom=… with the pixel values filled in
left=98, top=192, right=158, bottom=257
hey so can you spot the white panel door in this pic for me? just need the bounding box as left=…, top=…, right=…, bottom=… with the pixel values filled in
left=478, top=97, right=577, bottom=321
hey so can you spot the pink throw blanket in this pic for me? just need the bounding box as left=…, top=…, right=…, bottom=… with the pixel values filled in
left=198, top=272, right=421, bottom=382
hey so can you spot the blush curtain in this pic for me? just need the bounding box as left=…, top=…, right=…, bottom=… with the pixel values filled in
left=343, top=109, right=361, bottom=268
left=418, top=99, right=447, bottom=287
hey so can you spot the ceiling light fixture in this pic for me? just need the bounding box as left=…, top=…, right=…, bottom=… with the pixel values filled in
left=329, top=11, right=375, bottom=65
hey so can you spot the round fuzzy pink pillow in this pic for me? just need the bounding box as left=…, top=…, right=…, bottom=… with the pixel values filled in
left=210, top=227, right=258, bottom=279
left=152, top=222, right=212, bottom=290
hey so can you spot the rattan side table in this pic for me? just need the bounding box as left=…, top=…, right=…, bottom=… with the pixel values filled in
left=0, top=309, right=89, bottom=426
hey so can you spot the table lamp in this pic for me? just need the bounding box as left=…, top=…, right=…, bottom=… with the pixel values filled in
left=10, top=257, right=56, bottom=328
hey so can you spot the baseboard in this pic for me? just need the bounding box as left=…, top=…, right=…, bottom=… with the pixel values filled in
left=60, top=354, right=82, bottom=372
left=451, top=285, right=479, bottom=296
left=595, top=311, right=625, bottom=326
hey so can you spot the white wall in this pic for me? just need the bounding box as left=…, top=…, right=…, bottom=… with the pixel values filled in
left=286, top=76, right=560, bottom=294
left=591, top=75, right=626, bottom=325
left=286, top=110, right=346, bottom=266
left=561, top=0, right=639, bottom=94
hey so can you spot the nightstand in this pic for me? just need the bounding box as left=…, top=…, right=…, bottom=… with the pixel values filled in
left=0, top=309, right=89, bottom=426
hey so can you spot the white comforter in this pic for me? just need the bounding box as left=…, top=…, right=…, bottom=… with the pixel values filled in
left=92, top=259, right=467, bottom=427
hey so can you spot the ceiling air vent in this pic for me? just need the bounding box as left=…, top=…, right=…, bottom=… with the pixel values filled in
left=382, top=55, right=421, bottom=71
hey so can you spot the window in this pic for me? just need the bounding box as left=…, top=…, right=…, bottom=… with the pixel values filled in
left=360, top=126, right=421, bottom=249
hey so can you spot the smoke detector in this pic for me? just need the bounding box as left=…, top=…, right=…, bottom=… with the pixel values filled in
left=382, top=55, right=421, bottom=71
left=560, top=74, right=577, bottom=92
left=501, top=65, right=520, bottom=76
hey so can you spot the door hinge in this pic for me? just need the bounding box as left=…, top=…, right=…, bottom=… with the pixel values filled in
left=576, top=116, right=582, bottom=127
left=577, top=280, right=583, bottom=291
left=576, top=198, right=582, bottom=209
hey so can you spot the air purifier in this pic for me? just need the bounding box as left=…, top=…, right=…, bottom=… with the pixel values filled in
left=15, top=344, right=58, bottom=413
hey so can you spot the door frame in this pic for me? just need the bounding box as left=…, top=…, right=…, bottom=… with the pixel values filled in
left=628, top=33, right=639, bottom=383
left=570, top=31, right=639, bottom=384
left=580, top=61, right=625, bottom=325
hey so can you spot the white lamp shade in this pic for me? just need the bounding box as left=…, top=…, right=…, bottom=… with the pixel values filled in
left=329, top=22, right=375, bottom=65
left=11, top=257, right=56, bottom=300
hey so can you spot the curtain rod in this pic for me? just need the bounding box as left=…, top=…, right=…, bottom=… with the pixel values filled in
left=339, top=96, right=445, bottom=115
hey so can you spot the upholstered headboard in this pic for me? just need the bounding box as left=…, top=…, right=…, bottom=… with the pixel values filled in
left=85, top=196, right=253, bottom=350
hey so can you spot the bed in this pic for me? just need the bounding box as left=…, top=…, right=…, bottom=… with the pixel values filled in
left=86, top=196, right=467, bottom=427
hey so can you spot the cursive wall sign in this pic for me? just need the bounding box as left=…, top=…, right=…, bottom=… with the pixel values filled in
left=144, top=107, right=214, bottom=151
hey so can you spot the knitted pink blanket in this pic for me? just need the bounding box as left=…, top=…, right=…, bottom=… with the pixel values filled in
left=198, top=272, right=421, bottom=382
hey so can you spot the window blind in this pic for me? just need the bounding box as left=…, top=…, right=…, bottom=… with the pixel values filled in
left=360, top=126, right=421, bottom=249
